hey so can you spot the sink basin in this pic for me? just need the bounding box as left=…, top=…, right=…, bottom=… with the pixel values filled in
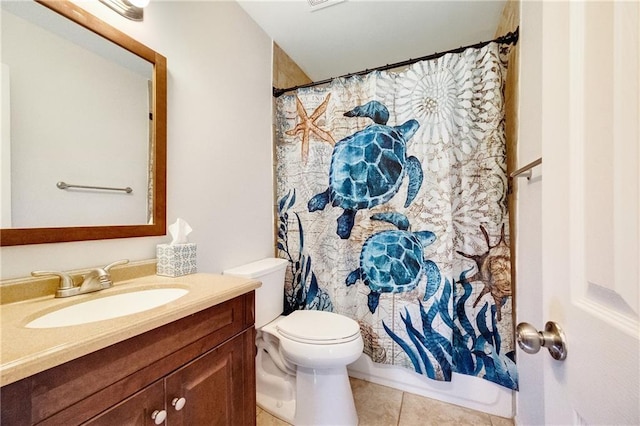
left=25, top=288, right=189, bottom=329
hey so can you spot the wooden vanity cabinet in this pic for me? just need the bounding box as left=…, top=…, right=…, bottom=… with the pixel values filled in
left=165, top=330, right=249, bottom=425
left=1, top=292, right=257, bottom=426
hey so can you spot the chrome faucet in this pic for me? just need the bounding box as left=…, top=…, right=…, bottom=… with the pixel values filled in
left=32, top=259, right=129, bottom=298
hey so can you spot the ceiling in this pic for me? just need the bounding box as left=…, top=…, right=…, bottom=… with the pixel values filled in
left=237, top=0, right=507, bottom=84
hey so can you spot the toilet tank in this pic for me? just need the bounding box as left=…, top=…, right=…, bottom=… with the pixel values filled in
left=223, top=258, right=288, bottom=328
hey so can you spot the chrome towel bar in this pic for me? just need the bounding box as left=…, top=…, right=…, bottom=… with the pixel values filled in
left=56, top=181, right=133, bottom=193
left=510, top=157, right=542, bottom=180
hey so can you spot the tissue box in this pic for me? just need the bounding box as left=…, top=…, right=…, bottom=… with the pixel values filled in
left=156, top=243, right=197, bottom=277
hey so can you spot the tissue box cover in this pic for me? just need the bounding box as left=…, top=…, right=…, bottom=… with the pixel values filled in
left=156, top=243, right=197, bottom=277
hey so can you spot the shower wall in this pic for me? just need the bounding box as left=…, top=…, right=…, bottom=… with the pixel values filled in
left=272, top=43, right=312, bottom=90
left=497, top=0, right=520, bottom=316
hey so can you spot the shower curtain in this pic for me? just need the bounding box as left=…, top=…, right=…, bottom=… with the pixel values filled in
left=274, top=42, right=517, bottom=390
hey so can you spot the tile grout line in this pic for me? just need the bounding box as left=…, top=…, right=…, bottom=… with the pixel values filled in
left=396, top=391, right=406, bottom=426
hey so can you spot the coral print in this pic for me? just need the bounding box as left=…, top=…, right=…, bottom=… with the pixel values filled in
left=275, top=42, right=517, bottom=390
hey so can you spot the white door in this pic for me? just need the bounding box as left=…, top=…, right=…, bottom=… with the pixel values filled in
left=517, top=1, right=640, bottom=425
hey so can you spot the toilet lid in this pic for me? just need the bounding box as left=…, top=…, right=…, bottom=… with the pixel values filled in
left=276, top=310, right=361, bottom=345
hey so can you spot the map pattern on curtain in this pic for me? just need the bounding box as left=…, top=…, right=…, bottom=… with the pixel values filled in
left=274, top=42, right=518, bottom=390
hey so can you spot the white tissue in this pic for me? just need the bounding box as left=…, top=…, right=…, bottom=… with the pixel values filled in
left=169, top=218, right=192, bottom=245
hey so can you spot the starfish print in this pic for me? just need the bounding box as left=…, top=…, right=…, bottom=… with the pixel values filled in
left=286, top=94, right=335, bottom=163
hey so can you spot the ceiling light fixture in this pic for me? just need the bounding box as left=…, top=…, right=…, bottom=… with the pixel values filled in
left=99, top=0, right=149, bottom=21
left=307, top=0, right=345, bottom=12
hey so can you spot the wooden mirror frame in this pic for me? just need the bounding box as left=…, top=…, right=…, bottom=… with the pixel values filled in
left=1, top=0, right=166, bottom=246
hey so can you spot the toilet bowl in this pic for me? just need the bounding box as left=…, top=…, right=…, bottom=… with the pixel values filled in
left=224, top=258, right=363, bottom=426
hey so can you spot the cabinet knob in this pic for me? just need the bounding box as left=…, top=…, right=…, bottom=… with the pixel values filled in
left=151, top=409, right=167, bottom=425
left=172, top=397, right=187, bottom=411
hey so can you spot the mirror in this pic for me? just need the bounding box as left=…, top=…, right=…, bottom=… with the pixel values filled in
left=0, top=0, right=166, bottom=246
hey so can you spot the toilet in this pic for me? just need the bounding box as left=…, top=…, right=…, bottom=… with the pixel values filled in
left=224, top=258, right=363, bottom=426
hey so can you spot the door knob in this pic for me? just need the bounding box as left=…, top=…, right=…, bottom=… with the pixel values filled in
left=516, top=321, right=568, bottom=361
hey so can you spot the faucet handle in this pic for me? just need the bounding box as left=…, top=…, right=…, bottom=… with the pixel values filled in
left=31, top=270, right=76, bottom=290
left=103, top=259, right=129, bottom=272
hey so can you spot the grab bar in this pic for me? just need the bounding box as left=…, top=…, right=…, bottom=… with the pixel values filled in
left=510, top=158, right=542, bottom=180
left=56, top=181, right=133, bottom=194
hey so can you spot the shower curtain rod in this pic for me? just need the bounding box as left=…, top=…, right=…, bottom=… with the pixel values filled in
left=273, top=27, right=519, bottom=98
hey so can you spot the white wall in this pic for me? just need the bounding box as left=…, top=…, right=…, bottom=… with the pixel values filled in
left=513, top=1, right=544, bottom=424
left=0, top=1, right=275, bottom=279
left=1, top=63, right=11, bottom=229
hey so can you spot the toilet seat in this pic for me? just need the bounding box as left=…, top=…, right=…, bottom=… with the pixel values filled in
left=276, top=310, right=361, bottom=345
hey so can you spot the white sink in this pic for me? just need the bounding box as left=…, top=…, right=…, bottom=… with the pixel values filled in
left=25, top=288, right=189, bottom=329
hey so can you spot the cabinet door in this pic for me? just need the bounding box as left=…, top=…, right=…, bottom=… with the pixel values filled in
left=165, top=330, right=254, bottom=426
left=83, top=380, right=166, bottom=426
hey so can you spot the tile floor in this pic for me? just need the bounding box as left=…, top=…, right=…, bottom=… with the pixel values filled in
left=256, top=377, right=514, bottom=426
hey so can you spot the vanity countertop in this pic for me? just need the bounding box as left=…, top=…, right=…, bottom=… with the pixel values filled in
left=0, top=269, right=260, bottom=387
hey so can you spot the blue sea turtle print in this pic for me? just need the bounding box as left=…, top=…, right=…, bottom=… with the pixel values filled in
left=346, top=212, right=440, bottom=313
left=308, top=101, right=423, bottom=239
